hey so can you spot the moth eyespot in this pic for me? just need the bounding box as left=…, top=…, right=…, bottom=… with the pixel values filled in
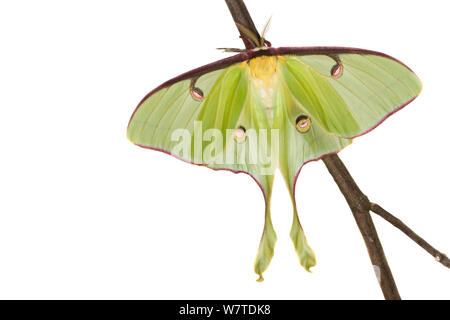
left=296, top=115, right=311, bottom=133
left=234, top=126, right=246, bottom=143
left=330, top=63, right=343, bottom=78
left=190, top=86, right=204, bottom=101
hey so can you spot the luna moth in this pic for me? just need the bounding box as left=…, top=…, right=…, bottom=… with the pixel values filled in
left=127, top=24, right=422, bottom=281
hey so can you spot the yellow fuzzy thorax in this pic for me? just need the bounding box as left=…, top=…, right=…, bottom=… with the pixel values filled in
left=246, top=55, right=284, bottom=124
left=248, top=56, right=278, bottom=85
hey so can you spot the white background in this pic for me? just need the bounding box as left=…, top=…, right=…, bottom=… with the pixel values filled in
left=0, top=0, right=449, bottom=299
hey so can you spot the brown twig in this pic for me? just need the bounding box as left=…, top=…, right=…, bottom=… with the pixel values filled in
left=370, top=203, right=450, bottom=268
left=322, top=155, right=401, bottom=300
left=224, top=0, right=448, bottom=300
left=225, top=0, right=261, bottom=49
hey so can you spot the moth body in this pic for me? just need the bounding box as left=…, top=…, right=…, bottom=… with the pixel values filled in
left=248, top=56, right=282, bottom=124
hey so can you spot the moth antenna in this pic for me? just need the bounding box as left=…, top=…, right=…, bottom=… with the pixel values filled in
left=261, top=15, right=272, bottom=47
left=216, top=48, right=247, bottom=53
left=235, top=22, right=260, bottom=48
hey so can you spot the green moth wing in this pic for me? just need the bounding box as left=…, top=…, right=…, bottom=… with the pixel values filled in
left=272, top=50, right=420, bottom=274
left=127, top=58, right=279, bottom=281
left=274, top=73, right=352, bottom=272
left=127, top=65, right=241, bottom=163
left=209, top=87, right=278, bottom=281
left=279, top=53, right=422, bottom=138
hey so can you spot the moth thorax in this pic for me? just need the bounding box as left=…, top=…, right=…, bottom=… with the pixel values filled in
left=249, top=56, right=278, bottom=82
left=249, top=56, right=279, bottom=124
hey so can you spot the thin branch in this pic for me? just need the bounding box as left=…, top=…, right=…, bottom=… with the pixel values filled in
left=322, top=154, right=401, bottom=300
left=224, top=0, right=261, bottom=49
left=370, top=203, right=450, bottom=268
